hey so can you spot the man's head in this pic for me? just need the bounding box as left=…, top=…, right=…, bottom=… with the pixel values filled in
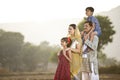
left=86, top=7, right=94, bottom=16
left=84, top=21, right=93, bottom=33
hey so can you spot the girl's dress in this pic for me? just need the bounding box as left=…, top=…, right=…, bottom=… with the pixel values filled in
left=54, top=50, right=71, bottom=80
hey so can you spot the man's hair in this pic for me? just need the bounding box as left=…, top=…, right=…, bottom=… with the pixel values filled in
left=84, top=21, right=93, bottom=27
left=86, top=7, right=94, bottom=12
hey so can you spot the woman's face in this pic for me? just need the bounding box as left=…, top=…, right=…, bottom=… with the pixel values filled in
left=68, top=26, right=75, bottom=35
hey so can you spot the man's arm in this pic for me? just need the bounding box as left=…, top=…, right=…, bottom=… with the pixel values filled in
left=84, top=36, right=99, bottom=51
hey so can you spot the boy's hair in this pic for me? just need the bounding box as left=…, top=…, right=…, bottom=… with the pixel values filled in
left=61, top=37, right=72, bottom=47
left=69, top=24, right=76, bottom=29
left=84, top=21, right=93, bottom=27
left=86, top=7, right=94, bottom=12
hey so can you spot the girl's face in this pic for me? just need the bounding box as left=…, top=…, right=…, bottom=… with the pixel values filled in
left=61, top=40, right=67, bottom=47
left=68, top=26, right=75, bottom=35
left=86, top=9, right=92, bottom=16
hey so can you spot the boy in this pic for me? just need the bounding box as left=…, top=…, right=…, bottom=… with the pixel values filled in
left=83, top=7, right=102, bottom=42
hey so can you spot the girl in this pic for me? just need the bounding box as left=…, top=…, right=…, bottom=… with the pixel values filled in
left=54, top=37, right=72, bottom=80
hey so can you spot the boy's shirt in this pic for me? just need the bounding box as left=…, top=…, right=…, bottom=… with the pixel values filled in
left=87, top=16, right=102, bottom=36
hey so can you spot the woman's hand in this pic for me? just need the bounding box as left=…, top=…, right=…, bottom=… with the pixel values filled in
left=63, top=50, right=66, bottom=56
left=65, top=48, right=71, bottom=51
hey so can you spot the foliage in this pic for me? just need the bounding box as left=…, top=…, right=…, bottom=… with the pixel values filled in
left=78, top=15, right=115, bottom=51
left=0, top=29, right=24, bottom=71
left=99, top=65, right=120, bottom=74
left=0, top=29, right=55, bottom=72
left=50, top=45, right=60, bottom=63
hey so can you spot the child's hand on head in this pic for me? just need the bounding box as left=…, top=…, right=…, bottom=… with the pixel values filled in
left=80, top=31, right=84, bottom=36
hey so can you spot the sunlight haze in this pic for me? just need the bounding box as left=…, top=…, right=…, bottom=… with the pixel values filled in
left=0, top=0, right=119, bottom=45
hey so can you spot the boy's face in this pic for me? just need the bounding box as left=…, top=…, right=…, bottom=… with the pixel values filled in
left=86, top=9, right=93, bottom=16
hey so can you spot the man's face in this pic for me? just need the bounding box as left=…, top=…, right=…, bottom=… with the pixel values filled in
left=86, top=9, right=93, bottom=16
left=84, top=23, right=92, bottom=33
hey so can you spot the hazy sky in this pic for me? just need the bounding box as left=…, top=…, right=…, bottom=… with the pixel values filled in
left=0, top=0, right=120, bottom=22
left=0, top=0, right=120, bottom=45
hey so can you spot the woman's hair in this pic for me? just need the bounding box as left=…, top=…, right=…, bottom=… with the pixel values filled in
left=84, top=21, right=93, bottom=27
left=61, top=37, right=72, bottom=47
left=86, top=7, right=94, bottom=12
left=69, top=24, right=76, bottom=29
left=68, top=24, right=82, bottom=55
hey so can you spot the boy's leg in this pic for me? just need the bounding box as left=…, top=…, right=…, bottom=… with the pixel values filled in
left=90, top=32, right=97, bottom=42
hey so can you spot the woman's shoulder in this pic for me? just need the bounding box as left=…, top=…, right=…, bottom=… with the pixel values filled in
left=73, top=39, right=79, bottom=44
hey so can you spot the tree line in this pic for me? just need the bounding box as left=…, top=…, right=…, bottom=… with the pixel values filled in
left=0, top=29, right=59, bottom=72
left=0, top=15, right=120, bottom=74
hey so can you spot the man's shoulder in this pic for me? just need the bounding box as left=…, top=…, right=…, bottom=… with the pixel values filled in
left=94, top=35, right=99, bottom=41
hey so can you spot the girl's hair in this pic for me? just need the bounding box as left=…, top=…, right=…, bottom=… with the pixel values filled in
left=61, top=37, right=72, bottom=47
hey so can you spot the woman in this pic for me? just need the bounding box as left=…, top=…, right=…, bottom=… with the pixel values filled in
left=67, top=24, right=82, bottom=80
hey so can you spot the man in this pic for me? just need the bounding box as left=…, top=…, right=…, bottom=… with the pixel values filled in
left=81, top=21, right=99, bottom=80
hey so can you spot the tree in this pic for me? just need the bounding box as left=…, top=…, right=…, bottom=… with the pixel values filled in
left=78, top=15, right=115, bottom=51
left=38, top=41, right=52, bottom=71
left=78, top=15, right=117, bottom=69
left=20, top=41, right=53, bottom=71
left=20, top=42, right=40, bottom=71
left=50, top=45, right=60, bottom=63
left=0, top=29, right=24, bottom=71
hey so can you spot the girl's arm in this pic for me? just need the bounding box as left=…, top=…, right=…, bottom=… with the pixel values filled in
left=57, top=51, right=61, bottom=62
left=57, top=51, right=60, bottom=56
left=63, top=49, right=72, bottom=62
